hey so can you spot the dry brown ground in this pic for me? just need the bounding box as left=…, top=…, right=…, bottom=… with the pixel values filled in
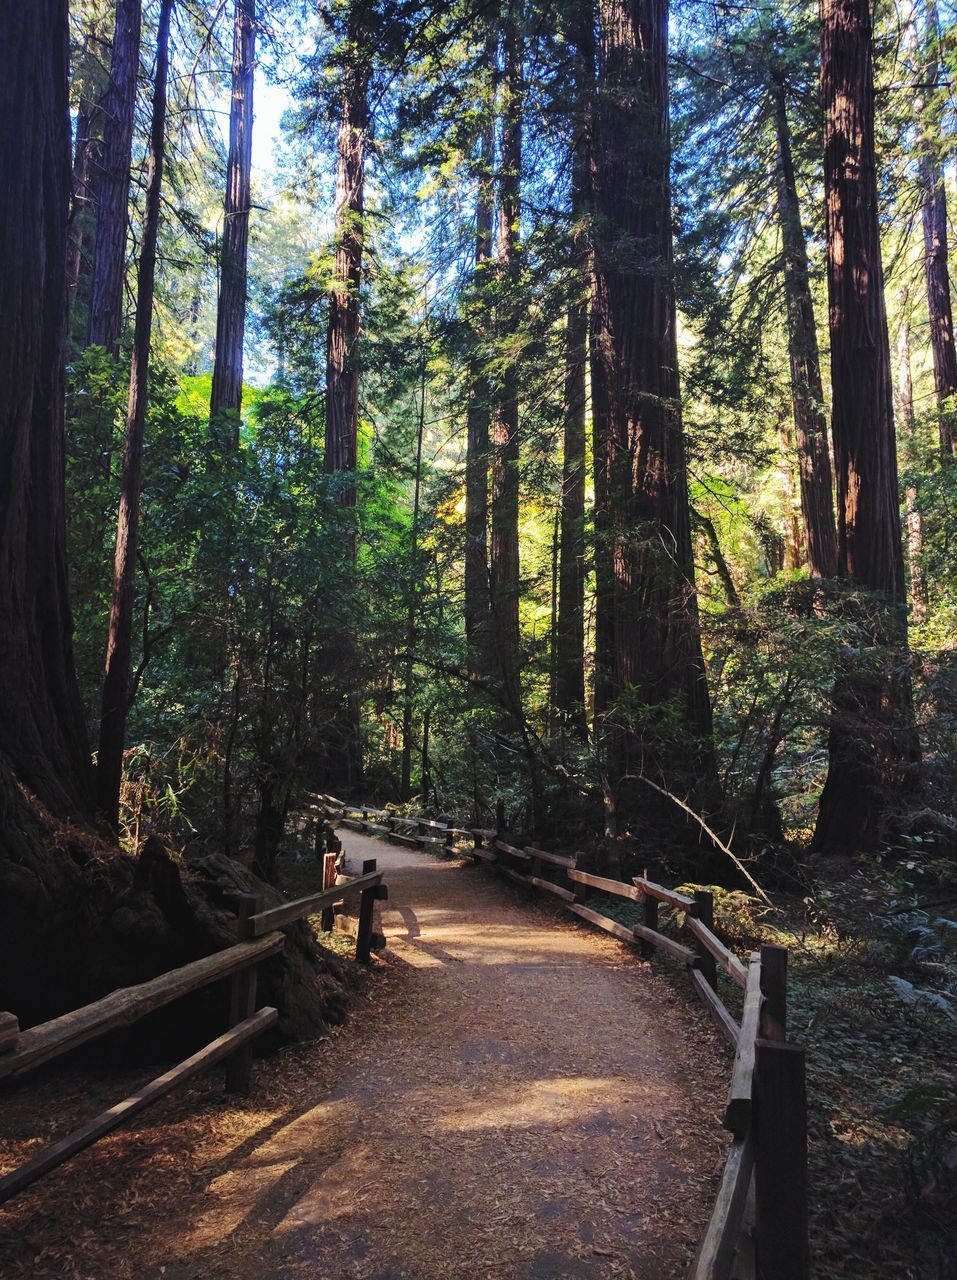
left=0, top=836, right=730, bottom=1280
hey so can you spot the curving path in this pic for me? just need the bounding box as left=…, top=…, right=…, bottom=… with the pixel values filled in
left=164, top=834, right=728, bottom=1280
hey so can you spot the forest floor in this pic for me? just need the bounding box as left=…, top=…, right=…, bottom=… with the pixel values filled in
left=0, top=835, right=730, bottom=1280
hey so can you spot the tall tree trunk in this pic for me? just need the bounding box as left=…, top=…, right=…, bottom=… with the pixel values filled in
left=814, top=0, right=921, bottom=852
left=772, top=77, right=838, bottom=577
left=896, top=287, right=915, bottom=430
left=88, top=0, right=142, bottom=356
left=401, top=357, right=427, bottom=800
left=0, top=0, right=94, bottom=823
left=905, top=483, right=928, bottom=624
left=590, top=0, right=716, bottom=822
left=66, top=97, right=97, bottom=331
left=896, top=297, right=929, bottom=624
left=555, top=10, right=591, bottom=743
left=210, top=0, right=256, bottom=442
left=778, top=417, right=804, bottom=572
left=489, top=0, right=523, bottom=714
left=322, top=1, right=370, bottom=793
left=97, top=0, right=173, bottom=827
left=915, top=0, right=957, bottom=458
left=557, top=304, right=589, bottom=737
left=463, top=25, right=497, bottom=681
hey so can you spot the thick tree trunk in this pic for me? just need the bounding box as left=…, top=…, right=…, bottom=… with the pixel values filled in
left=210, top=0, right=256, bottom=441
left=321, top=2, right=369, bottom=793
left=88, top=0, right=142, bottom=356
left=489, top=0, right=523, bottom=714
left=0, top=0, right=93, bottom=822
left=915, top=0, right=957, bottom=458
left=772, top=79, right=838, bottom=578
left=463, top=28, right=496, bottom=681
left=814, top=0, right=921, bottom=852
left=590, top=0, right=716, bottom=820
left=97, top=0, right=174, bottom=827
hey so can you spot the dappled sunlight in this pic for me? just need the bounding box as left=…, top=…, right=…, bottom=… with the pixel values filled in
left=433, top=1075, right=644, bottom=1133
left=177, top=1096, right=359, bottom=1248
left=179, top=1158, right=300, bottom=1247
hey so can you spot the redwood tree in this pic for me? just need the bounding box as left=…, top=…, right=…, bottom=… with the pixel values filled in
left=814, top=0, right=921, bottom=851
left=0, top=0, right=93, bottom=823
left=771, top=74, right=838, bottom=578
left=915, top=0, right=957, bottom=458
left=555, top=8, right=592, bottom=742
left=590, top=0, right=716, bottom=825
left=210, top=0, right=256, bottom=439
left=97, top=0, right=174, bottom=826
left=489, top=0, right=523, bottom=715
left=88, top=0, right=143, bottom=356
left=463, top=30, right=496, bottom=682
left=321, top=0, right=372, bottom=791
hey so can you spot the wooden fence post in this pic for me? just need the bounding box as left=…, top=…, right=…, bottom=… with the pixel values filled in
left=356, top=859, right=377, bottom=964
left=753, top=1038, right=808, bottom=1280
left=693, top=889, right=718, bottom=990
left=225, top=892, right=261, bottom=1095
left=759, top=943, right=787, bottom=1041
left=320, top=852, right=337, bottom=931
left=640, top=875, right=658, bottom=960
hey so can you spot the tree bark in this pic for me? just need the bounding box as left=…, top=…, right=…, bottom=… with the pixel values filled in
left=401, top=358, right=427, bottom=799
left=88, top=0, right=142, bottom=356
left=915, top=0, right=957, bottom=458
left=896, top=297, right=928, bottom=625
left=97, top=0, right=174, bottom=827
left=556, top=310, right=589, bottom=736
left=489, top=0, right=523, bottom=714
left=555, top=10, right=591, bottom=743
left=463, top=24, right=497, bottom=681
left=210, top=0, right=256, bottom=442
left=321, top=0, right=370, bottom=793
left=772, top=78, right=838, bottom=577
left=325, top=26, right=367, bottom=483
left=589, top=0, right=716, bottom=819
left=66, top=94, right=97, bottom=331
left=905, top=484, right=927, bottom=624
left=814, top=0, right=921, bottom=852
left=896, top=288, right=915, bottom=431
left=0, top=0, right=94, bottom=822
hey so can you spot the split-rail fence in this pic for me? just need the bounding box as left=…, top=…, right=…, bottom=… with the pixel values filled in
left=0, top=862, right=387, bottom=1207
left=314, top=793, right=809, bottom=1280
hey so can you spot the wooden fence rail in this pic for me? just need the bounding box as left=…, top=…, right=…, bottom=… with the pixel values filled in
left=301, top=793, right=809, bottom=1277
left=324, top=795, right=804, bottom=1280
left=0, top=858, right=389, bottom=1208
left=463, top=835, right=807, bottom=1280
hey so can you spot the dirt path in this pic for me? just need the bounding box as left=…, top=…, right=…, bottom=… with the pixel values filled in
left=161, top=836, right=728, bottom=1280
left=0, top=836, right=729, bottom=1280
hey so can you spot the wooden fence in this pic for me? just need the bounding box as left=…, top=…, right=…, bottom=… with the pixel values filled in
left=317, top=794, right=807, bottom=1280
left=0, top=863, right=388, bottom=1207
